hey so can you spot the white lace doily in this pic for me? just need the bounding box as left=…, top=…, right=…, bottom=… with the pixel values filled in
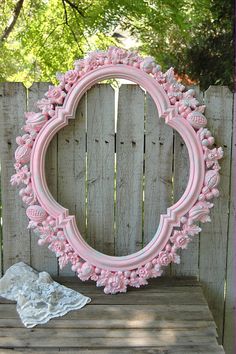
left=0, top=262, right=91, bottom=328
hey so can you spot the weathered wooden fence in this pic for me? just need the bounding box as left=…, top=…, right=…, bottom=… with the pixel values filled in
left=0, top=82, right=234, bottom=352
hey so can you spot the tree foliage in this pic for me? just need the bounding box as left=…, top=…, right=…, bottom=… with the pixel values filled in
left=0, top=0, right=233, bottom=89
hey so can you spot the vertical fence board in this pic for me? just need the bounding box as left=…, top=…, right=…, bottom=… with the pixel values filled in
left=73, top=95, right=87, bottom=240
left=87, top=85, right=115, bottom=255
left=199, top=86, right=233, bottom=344
left=57, top=95, right=87, bottom=275
left=0, top=83, right=30, bottom=271
left=171, top=87, right=203, bottom=277
left=28, top=82, right=58, bottom=275
left=223, top=111, right=235, bottom=352
left=144, top=93, right=173, bottom=274
left=223, top=91, right=235, bottom=354
left=171, top=130, right=199, bottom=276
left=0, top=162, right=1, bottom=275
left=45, top=137, right=58, bottom=207
left=57, top=121, right=74, bottom=276
left=115, top=85, right=144, bottom=256
left=223, top=114, right=235, bottom=353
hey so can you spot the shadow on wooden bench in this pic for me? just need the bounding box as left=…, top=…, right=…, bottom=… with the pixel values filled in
left=0, top=277, right=225, bottom=353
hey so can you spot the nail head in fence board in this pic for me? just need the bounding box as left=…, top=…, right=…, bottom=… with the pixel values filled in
left=87, top=84, right=115, bottom=255
left=116, top=84, right=144, bottom=256
left=57, top=94, right=86, bottom=275
left=28, top=82, right=58, bottom=276
left=0, top=83, right=30, bottom=272
left=171, top=86, right=202, bottom=277
left=199, top=86, right=233, bottom=344
left=144, top=93, right=173, bottom=274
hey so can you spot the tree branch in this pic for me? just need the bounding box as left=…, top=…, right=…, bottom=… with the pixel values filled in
left=62, top=0, right=69, bottom=23
left=1, top=0, right=24, bottom=42
left=61, top=0, right=83, bottom=53
left=63, top=0, right=84, bottom=17
left=70, top=7, right=90, bottom=49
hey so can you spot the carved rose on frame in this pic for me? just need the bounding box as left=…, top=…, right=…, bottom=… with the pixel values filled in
left=11, top=47, right=223, bottom=294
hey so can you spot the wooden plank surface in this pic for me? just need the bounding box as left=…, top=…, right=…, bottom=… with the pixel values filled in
left=87, top=84, right=115, bottom=255
left=28, top=82, right=58, bottom=276
left=115, top=85, right=145, bottom=255
left=0, top=303, right=214, bottom=321
left=0, top=134, right=2, bottom=277
left=171, top=87, right=203, bottom=277
left=0, top=317, right=217, bottom=331
left=0, top=278, right=223, bottom=352
left=0, top=329, right=218, bottom=347
left=223, top=172, right=234, bottom=352
left=0, top=83, right=30, bottom=272
left=0, top=289, right=207, bottom=306
left=144, top=93, right=173, bottom=274
left=0, top=346, right=225, bottom=354
left=73, top=94, right=87, bottom=238
left=172, top=129, right=198, bottom=276
left=199, top=86, right=233, bottom=345
left=57, top=94, right=87, bottom=275
left=222, top=91, right=235, bottom=354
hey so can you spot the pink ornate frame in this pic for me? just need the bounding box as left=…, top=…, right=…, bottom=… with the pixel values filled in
left=11, top=47, right=223, bottom=294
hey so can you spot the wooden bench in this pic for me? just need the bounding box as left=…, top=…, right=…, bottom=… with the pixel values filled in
left=0, top=277, right=224, bottom=353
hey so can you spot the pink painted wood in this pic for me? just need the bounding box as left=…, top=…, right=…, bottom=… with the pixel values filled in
left=31, top=65, right=204, bottom=271
left=11, top=47, right=223, bottom=293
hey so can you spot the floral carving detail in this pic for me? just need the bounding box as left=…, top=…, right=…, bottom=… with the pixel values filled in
left=63, top=70, right=79, bottom=91
left=64, top=70, right=79, bottom=84
left=188, top=201, right=214, bottom=224
left=77, top=262, right=95, bottom=281
left=37, top=98, right=55, bottom=117
left=26, top=205, right=48, bottom=223
left=140, top=57, right=157, bottom=74
left=49, top=239, right=66, bottom=257
left=183, top=223, right=202, bottom=237
left=19, top=183, right=37, bottom=205
left=15, top=133, right=34, bottom=164
left=170, top=231, right=190, bottom=249
left=198, top=169, right=220, bottom=201
left=97, top=271, right=128, bottom=294
left=137, top=265, right=151, bottom=279
left=186, top=111, right=207, bottom=129
left=24, top=112, right=48, bottom=133
left=105, top=273, right=128, bottom=294
left=204, top=147, right=224, bottom=170
left=197, top=128, right=215, bottom=147
left=158, top=250, right=173, bottom=266
left=46, top=85, right=66, bottom=105
left=11, top=46, right=223, bottom=294
left=10, top=165, right=30, bottom=186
